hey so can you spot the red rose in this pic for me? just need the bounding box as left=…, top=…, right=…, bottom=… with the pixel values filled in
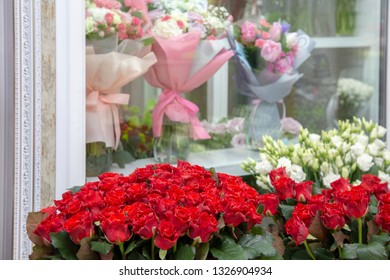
left=292, top=203, right=318, bottom=227
left=322, top=189, right=335, bottom=200
left=54, top=191, right=73, bottom=212
left=223, top=199, right=262, bottom=229
left=269, top=167, right=289, bottom=185
left=259, top=193, right=279, bottom=216
left=321, top=202, right=346, bottom=230
left=198, top=192, right=224, bottom=215
left=189, top=212, right=218, bottom=243
left=330, top=177, right=351, bottom=193
left=64, top=210, right=94, bottom=244
left=295, top=181, right=313, bottom=202
left=360, top=174, right=388, bottom=193
left=104, top=189, right=127, bottom=207
left=285, top=216, right=309, bottom=245
left=155, top=220, right=181, bottom=250
left=34, top=214, right=65, bottom=244
left=78, top=187, right=104, bottom=209
left=101, top=212, right=132, bottom=244
left=375, top=204, right=390, bottom=232
left=338, top=186, right=370, bottom=219
left=378, top=193, right=390, bottom=205
left=309, top=194, right=327, bottom=209
left=123, top=202, right=158, bottom=239
left=126, top=183, right=149, bottom=202
left=273, top=177, right=295, bottom=201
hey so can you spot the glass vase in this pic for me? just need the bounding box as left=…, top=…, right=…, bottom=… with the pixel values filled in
left=245, top=101, right=282, bottom=150
left=86, top=142, right=113, bottom=177
left=153, top=117, right=192, bottom=164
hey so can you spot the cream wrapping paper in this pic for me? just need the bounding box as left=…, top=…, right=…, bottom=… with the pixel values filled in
left=86, top=41, right=157, bottom=149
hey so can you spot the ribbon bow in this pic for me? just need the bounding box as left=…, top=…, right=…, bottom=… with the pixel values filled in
left=86, top=90, right=130, bottom=149
left=152, top=89, right=210, bottom=140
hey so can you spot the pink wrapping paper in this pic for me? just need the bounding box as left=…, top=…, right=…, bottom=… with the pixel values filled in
left=144, top=32, right=234, bottom=140
left=86, top=48, right=157, bottom=149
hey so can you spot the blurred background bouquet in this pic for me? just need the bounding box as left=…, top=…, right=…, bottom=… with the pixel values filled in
left=229, top=16, right=315, bottom=150
left=144, top=0, right=234, bottom=163
left=85, top=0, right=157, bottom=176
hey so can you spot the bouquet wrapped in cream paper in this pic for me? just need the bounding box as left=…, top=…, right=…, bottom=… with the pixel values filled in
left=85, top=0, right=157, bottom=176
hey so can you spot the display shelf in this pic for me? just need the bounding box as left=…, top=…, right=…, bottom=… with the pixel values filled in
left=86, top=147, right=259, bottom=182
left=313, top=36, right=376, bottom=49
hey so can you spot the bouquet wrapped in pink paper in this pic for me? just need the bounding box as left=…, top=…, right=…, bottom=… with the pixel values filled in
left=229, top=17, right=315, bottom=150
left=144, top=2, right=234, bottom=163
left=85, top=0, right=157, bottom=176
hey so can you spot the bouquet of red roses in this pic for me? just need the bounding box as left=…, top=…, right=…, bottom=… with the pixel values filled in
left=258, top=167, right=390, bottom=260
left=27, top=162, right=280, bottom=260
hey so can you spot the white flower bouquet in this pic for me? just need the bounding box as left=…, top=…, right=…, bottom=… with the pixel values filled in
left=242, top=117, right=390, bottom=193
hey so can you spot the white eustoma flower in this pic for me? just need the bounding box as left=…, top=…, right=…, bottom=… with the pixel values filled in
left=377, top=126, right=387, bottom=138
left=277, top=157, right=292, bottom=169
left=356, top=134, right=369, bottom=146
left=351, top=142, right=366, bottom=158
left=331, top=136, right=343, bottom=148
left=309, top=133, right=321, bottom=143
left=255, top=160, right=274, bottom=175
left=289, top=164, right=306, bottom=182
left=374, top=157, right=384, bottom=167
left=378, top=171, right=390, bottom=186
left=367, top=143, right=380, bottom=157
left=383, top=150, right=390, bottom=162
left=357, top=153, right=374, bottom=172
left=323, top=172, right=341, bottom=188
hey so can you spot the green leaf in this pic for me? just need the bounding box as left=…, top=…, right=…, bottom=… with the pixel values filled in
left=113, top=150, right=135, bottom=168
left=279, top=205, right=295, bottom=220
left=291, top=248, right=311, bottom=260
left=50, top=231, right=78, bottom=260
left=210, top=234, right=246, bottom=260
left=314, top=248, right=336, bottom=260
left=368, top=234, right=390, bottom=246
left=90, top=241, right=113, bottom=256
left=342, top=243, right=359, bottom=260
left=357, top=242, right=387, bottom=260
left=174, top=244, right=195, bottom=260
left=141, top=37, right=155, bottom=46
left=127, top=251, right=147, bottom=260
left=77, top=238, right=99, bottom=260
left=238, top=234, right=277, bottom=259
left=194, top=242, right=209, bottom=260
left=250, top=225, right=264, bottom=235
left=125, top=241, right=137, bottom=255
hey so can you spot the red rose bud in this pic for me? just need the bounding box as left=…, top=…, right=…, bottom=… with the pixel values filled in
left=101, top=212, right=132, bottom=244
left=285, top=216, right=309, bottom=245
left=339, top=186, right=370, bottom=219
left=273, top=177, right=295, bottom=201
left=321, top=202, right=346, bottom=230
left=64, top=210, right=95, bottom=244
left=295, top=181, right=313, bottom=202
left=360, top=174, right=386, bottom=193
left=123, top=202, right=157, bottom=240
left=155, top=220, right=181, bottom=250
left=269, top=167, right=289, bottom=185
left=259, top=193, right=279, bottom=216
left=374, top=204, right=390, bottom=232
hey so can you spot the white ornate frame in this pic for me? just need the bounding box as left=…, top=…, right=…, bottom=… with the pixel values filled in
left=13, top=0, right=85, bottom=259
left=13, top=0, right=42, bottom=260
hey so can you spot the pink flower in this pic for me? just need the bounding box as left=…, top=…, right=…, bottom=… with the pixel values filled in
left=269, top=22, right=282, bottom=41
left=94, top=0, right=121, bottom=9
left=241, top=21, right=257, bottom=43
left=105, top=13, right=114, bottom=25
left=255, top=39, right=265, bottom=48
left=281, top=117, right=302, bottom=135
left=274, top=56, right=293, bottom=74
left=261, top=40, right=282, bottom=62
left=231, top=133, right=246, bottom=148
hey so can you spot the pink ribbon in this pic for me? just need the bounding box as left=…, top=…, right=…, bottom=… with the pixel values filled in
left=86, top=90, right=130, bottom=149
left=152, top=89, right=211, bottom=140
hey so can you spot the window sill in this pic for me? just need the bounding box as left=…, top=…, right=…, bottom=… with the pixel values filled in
left=86, top=147, right=259, bottom=182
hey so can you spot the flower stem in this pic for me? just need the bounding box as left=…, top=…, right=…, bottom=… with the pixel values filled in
left=303, top=240, right=316, bottom=260
left=119, top=243, right=125, bottom=260
left=151, top=236, right=155, bottom=260
left=358, top=217, right=363, bottom=244
left=338, top=246, right=343, bottom=260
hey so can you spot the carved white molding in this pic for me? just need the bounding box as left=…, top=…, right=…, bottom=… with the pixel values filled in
left=14, top=0, right=42, bottom=260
